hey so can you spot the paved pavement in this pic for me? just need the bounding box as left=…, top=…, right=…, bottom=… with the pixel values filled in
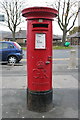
left=0, top=59, right=79, bottom=119
left=0, top=47, right=79, bottom=119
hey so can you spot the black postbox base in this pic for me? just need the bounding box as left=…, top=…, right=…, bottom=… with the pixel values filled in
left=27, top=89, right=53, bottom=112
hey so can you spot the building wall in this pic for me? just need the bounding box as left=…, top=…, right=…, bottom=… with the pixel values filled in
left=16, top=39, right=23, bottom=43
left=69, top=38, right=80, bottom=45
left=4, top=38, right=26, bottom=43
left=16, top=38, right=26, bottom=44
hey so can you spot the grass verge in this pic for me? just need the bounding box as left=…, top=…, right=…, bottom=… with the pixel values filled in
left=53, top=46, right=73, bottom=49
left=22, top=46, right=73, bottom=50
left=22, top=47, right=26, bottom=50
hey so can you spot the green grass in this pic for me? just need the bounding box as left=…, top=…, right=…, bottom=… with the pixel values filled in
left=22, top=47, right=26, bottom=50
left=22, top=46, right=73, bottom=50
left=53, top=46, right=73, bottom=49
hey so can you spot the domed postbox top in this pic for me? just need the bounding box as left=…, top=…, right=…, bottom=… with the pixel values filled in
left=22, top=7, right=58, bottom=20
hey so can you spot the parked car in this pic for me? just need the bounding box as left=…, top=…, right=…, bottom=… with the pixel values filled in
left=0, top=41, right=23, bottom=64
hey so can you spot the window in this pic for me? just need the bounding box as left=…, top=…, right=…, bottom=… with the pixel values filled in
left=0, top=43, right=2, bottom=49
left=2, top=43, right=8, bottom=49
left=13, top=42, right=21, bottom=49
left=0, top=15, right=5, bottom=21
left=9, top=44, right=14, bottom=48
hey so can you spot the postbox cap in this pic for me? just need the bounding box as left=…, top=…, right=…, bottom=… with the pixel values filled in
left=22, top=7, right=58, bottom=20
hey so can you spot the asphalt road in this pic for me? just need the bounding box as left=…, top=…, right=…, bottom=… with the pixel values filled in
left=23, top=48, right=78, bottom=59
left=22, top=47, right=78, bottom=65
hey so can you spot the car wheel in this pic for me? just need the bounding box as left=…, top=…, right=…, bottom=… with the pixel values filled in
left=8, top=56, right=17, bottom=65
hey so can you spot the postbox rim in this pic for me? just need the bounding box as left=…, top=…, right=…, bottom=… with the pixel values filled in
left=22, top=6, right=58, bottom=18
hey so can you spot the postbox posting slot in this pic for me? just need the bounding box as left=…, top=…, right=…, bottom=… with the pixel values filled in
left=35, top=33, right=46, bottom=49
left=33, top=24, right=48, bottom=28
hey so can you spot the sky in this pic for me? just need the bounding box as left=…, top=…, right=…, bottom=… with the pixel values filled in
left=0, top=0, right=79, bottom=35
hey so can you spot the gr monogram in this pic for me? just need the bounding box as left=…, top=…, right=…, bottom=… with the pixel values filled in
left=33, top=61, right=48, bottom=79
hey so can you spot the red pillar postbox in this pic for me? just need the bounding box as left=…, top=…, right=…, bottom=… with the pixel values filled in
left=22, top=7, right=58, bottom=112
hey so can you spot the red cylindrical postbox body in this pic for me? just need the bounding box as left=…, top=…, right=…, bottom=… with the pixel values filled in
left=22, top=7, right=58, bottom=112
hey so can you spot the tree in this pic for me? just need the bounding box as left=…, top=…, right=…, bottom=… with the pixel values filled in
left=47, top=0, right=79, bottom=46
left=57, top=0, right=79, bottom=45
left=0, top=0, right=25, bottom=41
left=69, top=26, right=80, bottom=35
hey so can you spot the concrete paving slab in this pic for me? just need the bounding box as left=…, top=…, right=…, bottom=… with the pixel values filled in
left=2, top=75, right=78, bottom=89
left=2, top=88, right=78, bottom=118
left=1, top=62, right=78, bottom=119
left=0, top=89, right=2, bottom=120
left=1, top=74, right=78, bottom=118
left=2, top=65, right=26, bottom=76
left=2, top=76, right=27, bottom=89
left=53, top=75, right=78, bottom=88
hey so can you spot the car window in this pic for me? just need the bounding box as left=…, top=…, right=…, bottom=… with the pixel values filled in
left=2, top=43, right=9, bottom=49
left=13, top=42, right=21, bottom=49
left=9, top=44, right=14, bottom=48
left=0, top=43, right=2, bottom=49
